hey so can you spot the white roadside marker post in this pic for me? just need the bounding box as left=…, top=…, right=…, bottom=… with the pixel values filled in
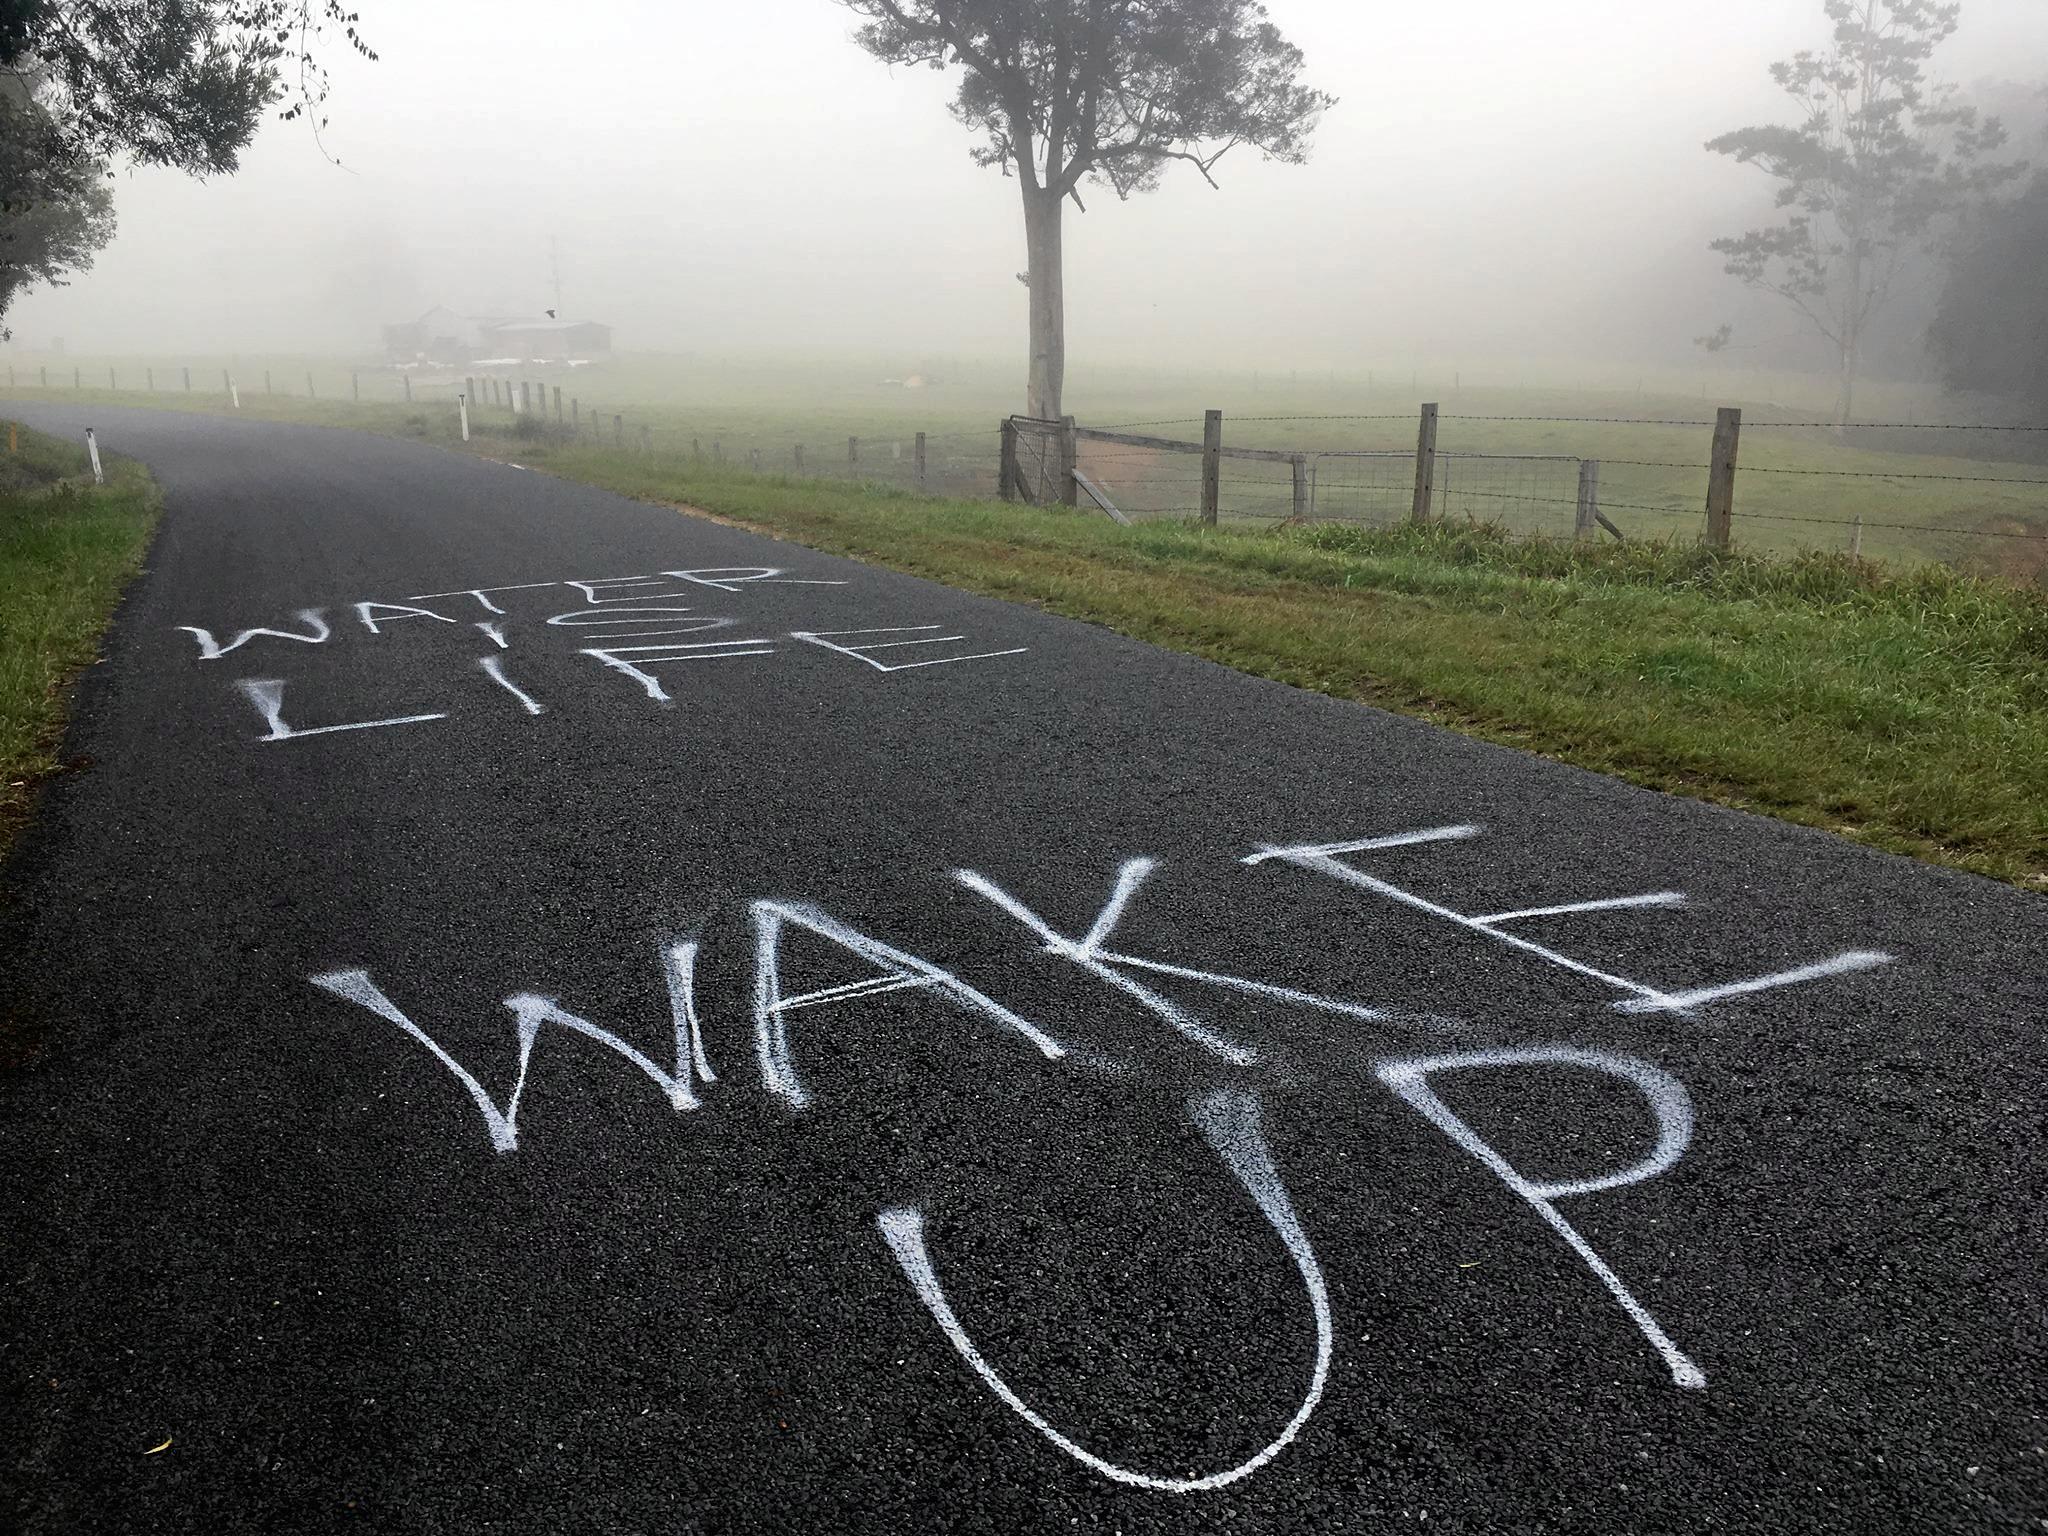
left=85, top=427, right=104, bottom=485
left=230, top=380, right=241, bottom=409
left=459, top=392, right=470, bottom=443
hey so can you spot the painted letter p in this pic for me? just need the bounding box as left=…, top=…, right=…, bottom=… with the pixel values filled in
left=1377, top=1045, right=1706, bottom=1390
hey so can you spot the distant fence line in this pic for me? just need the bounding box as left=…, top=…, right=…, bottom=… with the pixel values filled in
left=5, top=361, right=2046, bottom=561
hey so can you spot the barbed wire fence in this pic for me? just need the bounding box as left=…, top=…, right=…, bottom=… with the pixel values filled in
left=7, top=360, right=2046, bottom=576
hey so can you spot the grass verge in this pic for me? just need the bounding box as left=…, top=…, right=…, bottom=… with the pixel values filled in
left=0, top=422, right=158, bottom=858
left=517, top=438, right=2048, bottom=888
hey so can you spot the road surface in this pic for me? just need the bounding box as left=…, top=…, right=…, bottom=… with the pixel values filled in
left=1, top=404, right=2042, bottom=1533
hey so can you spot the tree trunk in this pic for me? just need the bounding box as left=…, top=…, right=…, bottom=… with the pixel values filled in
left=1835, top=345, right=1857, bottom=432
left=1022, top=184, right=1065, bottom=421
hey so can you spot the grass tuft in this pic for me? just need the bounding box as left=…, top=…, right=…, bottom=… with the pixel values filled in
left=0, top=422, right=159, bottom=858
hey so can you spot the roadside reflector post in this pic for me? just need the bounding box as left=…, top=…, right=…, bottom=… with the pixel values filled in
left=915, top=431, right=927, bottom=491
left=230, top=380, right=241, bottom=409
left=459, top=392, right=470, bottom=442
left=85, top=427, right=104, bottom=485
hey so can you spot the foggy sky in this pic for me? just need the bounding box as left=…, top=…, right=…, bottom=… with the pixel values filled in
left=6, top=0, right=2047, bottom=372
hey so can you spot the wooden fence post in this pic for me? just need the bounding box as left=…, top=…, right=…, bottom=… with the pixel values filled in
left=1411, top=403, right=1439, bottom=523
left=183, top=367, right=191, bottom=392
left=309, top=372, right=319, bottom=399
left=519, top=381, right=530, bottom=414
left=554, top=386, right=563, bottom=424
left=1575, top=459, right=1601, bottom=542
left=73, top=367, right=80, bottom=389
left=847, top=435, right=858, bottom=469
left=352, top=371, right=360, bottom=402
left=146, top=367, right=154, bottom=391
left=1059, top=415, right=1079, bottom=507
left=1201, top=408, right=1223, bottom=527
left=915, top=431, right=927, bottom=491
left=793, top=444, right=804, bottom=471
left=749, top=448, right=761, bottom=472
left=1291, top=455, right=1308, bottom=521
left=108, top=367, right=116, bottom=391
left=713, top=438, right=723, bottom=463
left=39, top=366, right=47, bottom=388
left=641, top=425, right=651, bottom=453
left=1850, top=515, right=1864, bottom=558
left=613, top=414, right=623, bottom=447
left=1706, top=406, right=1740, bottom=551
left=265, top=370, right=274, bottom=394
left=999, top=417, right=1019, bottom=501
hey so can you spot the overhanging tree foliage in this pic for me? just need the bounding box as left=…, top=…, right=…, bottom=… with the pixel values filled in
left=0, top=1, right=375, bottom=176
left=1706, top=0, right=2015, bottom=426
left=843, top=0, right=1332, bottom=419
left=0, top=75, right=114, bottom=340
left=0, top=1, right=372, bottom=335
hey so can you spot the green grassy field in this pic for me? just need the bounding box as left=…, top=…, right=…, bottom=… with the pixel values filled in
left=5, top=349, right=2044, bottom=581
left=0, top=422, right=158, bottom=854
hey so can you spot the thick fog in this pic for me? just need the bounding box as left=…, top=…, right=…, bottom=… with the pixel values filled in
left=5, top=0, right=2047, bottom=377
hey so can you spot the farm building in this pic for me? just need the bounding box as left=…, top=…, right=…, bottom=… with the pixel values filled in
left=381, top=308, right=613, bottom=364
left=481, top=318, right=613, bottom=361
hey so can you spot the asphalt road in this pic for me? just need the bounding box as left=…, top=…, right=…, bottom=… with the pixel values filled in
left=1, top=403, right=2042, bottom=1534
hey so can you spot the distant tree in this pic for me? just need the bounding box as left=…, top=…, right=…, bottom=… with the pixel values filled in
left=0, top=1, right=376, bottom=176
left=0, top=76, right=114, bottom=340
left=1706, top=0, right=2017, bottom=426
left=842, top=0, right=1332, bottom=420
left=1929, top=130, right=2048, bottom=417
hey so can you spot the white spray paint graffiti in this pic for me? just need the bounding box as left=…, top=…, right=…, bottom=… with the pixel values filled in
left=308, top=955, right=720, bottom=1152
left=748, top=898, right=1069, bottom=1111
left=178, top=609, right=331, bottom=660
left=186, top=560, right=1031, bottom=743
left=478, top=656, right=544, bottom=715
left=354, top=601, right=457, bottom=634
left=237, top=679, right=447, bottom=742
left=303, top=832, right=1902, bottom=1491
left=1245, top=826, right=1891, bottom=1016
left=1376, top=1046, right=1706, bottom=1390
left=878, top=1085, right=1332, bottom=1493
left=793, top=625, right=1029, bottom=673
left=579, top=638, right=780, bottom=704
left=957, top=856, right=1351, bottom=1068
